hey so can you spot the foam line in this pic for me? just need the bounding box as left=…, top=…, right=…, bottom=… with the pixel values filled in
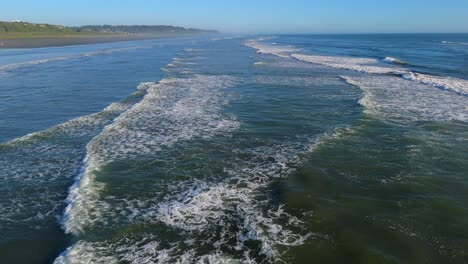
left=342, top=75, right=468, bottom=123
left=402, top=72, right=468, bottom=96
left=54, top=125, right=350, bottom=263
left=0, top=86, right=146, bottom=234
left=60, top=75, right=239, bottom=235
left=382, top=56, right=408, bottom=65
left=294, top=53, right=468, bottom=95
left=0, top=46, right=145, bottom=72
left=245, top=39, right=300, bottom=58
left=245, top=38, right=468, bottom=96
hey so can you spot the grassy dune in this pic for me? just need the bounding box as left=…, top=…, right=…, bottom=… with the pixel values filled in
left=0, top=21, right=217, bottom=48
left=0, top=21, right=117, bottom=39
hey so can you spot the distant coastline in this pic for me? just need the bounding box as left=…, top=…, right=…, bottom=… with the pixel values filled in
left=0, top=21, right=218, bottom=48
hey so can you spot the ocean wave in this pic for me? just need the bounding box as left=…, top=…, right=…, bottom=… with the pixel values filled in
left=246, top=39, right=468, bottom=96
left=382, top=56, right=408, bottom=65
left=60, top=74, right=240, bottom=236
left=54, top=234, right=245, bottom=264
left=55, top=123, right=353, bottom=264
left=148, top=143, right=312, bottom=240
left=291, top=53, right=406, bottom=74
left=295, top=52, right=468, bottom=95
left=183, top=48, right=204, bottom=52
left=0, top=56, right=71, bottom=71
left=50, top=43, right=365, bottom=261
left=441, top=41, right=468, bottom=45
left=245, top=39, right=300, bottom=58
left=402, top=72, right=468, bottom=96
left=0, top=46, right=145, bottom=72
left=161, top=53, right=202, bottom=73
left=0, top=87, right=146, bottom=234
left=54, top=68, right=355, bottom=262
left=54, top=135, right=332, bottom=263
left=342, top=75, right=468, bottom=123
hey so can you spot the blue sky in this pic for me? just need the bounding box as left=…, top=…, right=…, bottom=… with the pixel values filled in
left=1, top=0, right=467, bottom=33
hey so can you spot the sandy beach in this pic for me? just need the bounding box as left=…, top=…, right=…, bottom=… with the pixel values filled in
left=0, top=34, right=184, bottom=49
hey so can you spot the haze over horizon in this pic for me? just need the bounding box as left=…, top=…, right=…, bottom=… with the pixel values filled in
left=1, top=0, right=467, bottom=34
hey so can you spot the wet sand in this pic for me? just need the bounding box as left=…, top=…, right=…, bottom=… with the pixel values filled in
left=0, top=34, right=188, bottom=49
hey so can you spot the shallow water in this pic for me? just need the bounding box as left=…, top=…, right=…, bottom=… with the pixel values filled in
left=0, top=34, right=467, bottom=263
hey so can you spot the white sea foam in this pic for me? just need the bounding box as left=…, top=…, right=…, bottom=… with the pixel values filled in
left=245, top=39, right=300, bottom=58
left=183, top=48, right=204, bottom=52
left=161, top=53, right=202, bottom=73
left=54, top=235, right=244, bottom=264
left=296, top=53, right=468, bottom=95
left=307, top=125, right=354, bottom=152
left=61, top=75, right=240, bottom=235
left=0, top=56, right=71, bottom=71
left=54, top=65, right=355, bottom=262
left=57, top=73, right=320, bottom=263
left=402, top=72, right=468, bottom=96
left=291, top=53, right=406, bottom=74
left=0, top=46, right=145, bottom=72
left=56, top=140, right=321, bottom=263
left=342, top=75, right=468, bottom=123
left=382, top=56, right=407, bottom=65
left=0, top=88, right=145, bottom=232
left=246, top=39, right=468, bottom=96
left=441, top=41, right=468, bottom=45
left=55, top=70, right=345, bottom=261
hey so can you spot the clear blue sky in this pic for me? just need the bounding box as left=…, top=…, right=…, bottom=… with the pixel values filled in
left=1, top=0, right=467, bottom=33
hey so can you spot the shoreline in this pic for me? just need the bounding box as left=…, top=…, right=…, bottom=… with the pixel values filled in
left=0, top=33, right=205, bottom=49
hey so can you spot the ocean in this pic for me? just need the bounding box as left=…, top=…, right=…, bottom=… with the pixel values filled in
left=0, top=34, right=467, bottom=263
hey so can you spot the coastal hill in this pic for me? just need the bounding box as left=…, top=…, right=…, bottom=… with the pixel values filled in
left=77, top=25, right=217, bottom=35
left=0, top=21, right=218, bottom=48
left=0, top=21, right=76, bottom=34
left=0, top=21, right=217, bottom=37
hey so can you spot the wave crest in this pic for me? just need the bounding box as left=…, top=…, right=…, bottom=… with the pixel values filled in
left=245, top=38, right=468, bottom=96
left=382, top=56, right=407, bottom=65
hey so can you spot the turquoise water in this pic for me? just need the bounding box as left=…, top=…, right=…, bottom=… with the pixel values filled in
left=0, top=34, right=467, bottom=263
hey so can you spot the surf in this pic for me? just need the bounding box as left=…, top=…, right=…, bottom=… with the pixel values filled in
left=0, top=46, right=147, bottom=72
left=246, top=38, right=468, bottom=96
left=382, top=56, right=408, bottom=65
left=0, top=84, right=148, bottom=254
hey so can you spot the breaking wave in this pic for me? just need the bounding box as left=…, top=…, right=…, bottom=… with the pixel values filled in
left=61, top=74, right=240, bottom=235
left=291, top=53, right=405, bottom=74
left=245, top=39, right=300, bottom=58
left=0, top=86, right=146, bottom=234
left=55, top=134, right=334, bottom=263
left=402, top=72, right=468, bottom=96
left=53, top=57, right=349, bottom=263
left=245, top=38, right=468, bottom=96
left=342, top=75, right=468, bottom=123
left=382, top=56, right=408, bottom=65
left=0, top=46, right=145, bottom=72
left=441, top=41, right=468, bottom=45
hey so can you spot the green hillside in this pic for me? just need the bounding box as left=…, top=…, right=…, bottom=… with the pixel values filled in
left=0, top=21, right=217, bottom=38
left=0, top=21, right=104, bottom=38
left=77, top=25, right=217, bottom=34
left=0, top=21, right=76, bottom=33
